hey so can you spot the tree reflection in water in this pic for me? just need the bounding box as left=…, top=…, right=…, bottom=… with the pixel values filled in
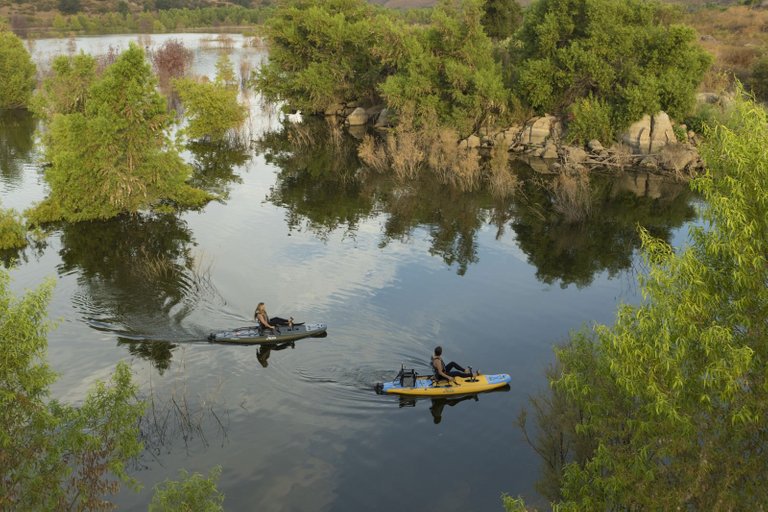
left=56, top=213, right=215, bottom=372
left=0, top=108, right=37, bottom=183
left=254, top=118, right=697, bottom=282
left=187, top=138, right=250, bottom=199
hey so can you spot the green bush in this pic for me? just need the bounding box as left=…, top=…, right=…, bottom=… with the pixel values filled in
left=565, top=95, right=613, bottom=145
left=0, top=207, right=27, bottom=250
left=29, top=43, right=212, bottom=224
left=513, top=0, right=711, bottom=136
left=149, top=466, right=224, bottom=512
left=0, top=30, right=36, bottom=109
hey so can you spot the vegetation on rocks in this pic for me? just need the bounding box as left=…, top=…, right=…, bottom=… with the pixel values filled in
left=511, top=0, right=711, bottom=138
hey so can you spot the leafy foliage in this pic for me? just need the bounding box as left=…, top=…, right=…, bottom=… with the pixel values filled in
left=0, top=206, right=27, bottom=250
left=252, top=0, right=388, bottom=113
left=513, top=0, right=711, bottom=131
left=0, top=30, right=36, bottom=109
left=0, top=268, right=145, bottom=510
left=550, top=91, right=768, bottom=509
left=174, top=76, right=246, bottom=142
left=149, top=466, right=225, bottom=512
left=379, top=0, right=508, bottom=137
left=564, top=95, right=612, bottom=145
left=28, top=43, right=211, bottom=224
left=481, top=0, right=522, bottom=41
left=30, top=52, right=98, bottom=119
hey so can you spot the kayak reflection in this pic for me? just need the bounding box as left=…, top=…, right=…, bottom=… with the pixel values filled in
left=398, top=387, right=510, bottom=424
left=256, top=340, right=296, bottom=368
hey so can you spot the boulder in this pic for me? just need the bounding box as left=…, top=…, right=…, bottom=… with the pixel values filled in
left=374, top=108, right=391, bottom=128
left=460, top=135, right=481, bottom=149
left=562, top=146, right=587, bottom=164
left=346, top=107, right=369, bottom=126
left=541, top=142, right=558, bottom=159
left=649, top=112, right=677, bottom=153
left=587, top=139, right=605, bottom=153
left=621, top=112, right=677, bottom=154
left=657, top=143, right=698, bottom=174
left=521, top=114, right=560, bottom=146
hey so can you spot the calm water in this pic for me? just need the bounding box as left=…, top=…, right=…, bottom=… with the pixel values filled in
left=2, top=34, right=699, bottom=511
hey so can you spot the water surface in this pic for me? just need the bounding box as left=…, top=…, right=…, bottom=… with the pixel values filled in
left=1, top=33, right=698, bottom=511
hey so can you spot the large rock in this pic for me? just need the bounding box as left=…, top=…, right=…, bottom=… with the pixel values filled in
left=621, top=111, right=677, bottom=154
left=521, top=115, right=560, bottom=146
left=346, top=107, right=369, bottom=126
left=562, top=146, right=587, bottom=164
left=657, top=143, right=698, bottom=174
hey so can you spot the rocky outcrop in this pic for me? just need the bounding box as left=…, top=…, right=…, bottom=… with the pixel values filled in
left=621, top=112, right=677, bottom=154
left=520, top=115, right=561, bottom=146
left=346, top=107, right=369, bottom=126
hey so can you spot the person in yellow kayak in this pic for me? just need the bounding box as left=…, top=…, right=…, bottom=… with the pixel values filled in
left=431, top=346, right=476, bottom=384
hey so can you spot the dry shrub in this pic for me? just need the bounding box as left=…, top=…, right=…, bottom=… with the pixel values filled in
left=551, top=168, right=591, bottom=223
left=215, top=34, right=235, bottom=49
left=151, top=39, right=194, bottom=90
left=450, top=148, right=482, bottom=192
left=427, top=127, right=461, bottom=180
left=720, top=45, right=760, bottom=71
left=136, top=33, right=152, bottom=49
left=488, top=143, right=518, bottom=199
left=388, top=128, right=424, bottom=180
left=287, top=123, right=315, bottom=148
left=238, top=58, right=252, bottom=91
left=94, top=45, right=120, bottom=73
left=201, top=34, right=235, bottom=50
left=358, top=134, right=390, bottom=173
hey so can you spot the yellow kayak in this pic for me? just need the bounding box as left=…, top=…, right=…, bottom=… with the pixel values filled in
left=375, top=371, right=511, bottom=397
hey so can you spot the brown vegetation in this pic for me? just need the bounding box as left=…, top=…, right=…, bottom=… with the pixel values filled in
left=150, top=38, right=194, bottom=90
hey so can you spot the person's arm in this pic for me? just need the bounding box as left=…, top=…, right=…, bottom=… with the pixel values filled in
left=435, top=359, right=456, bottom=384
left=258, top=312, right=273, bottom=329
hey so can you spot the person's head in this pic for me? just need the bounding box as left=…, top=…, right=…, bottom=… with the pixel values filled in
left=257, top=302, right=265, bottom=313
left=434, top=346, right=442, bottom=356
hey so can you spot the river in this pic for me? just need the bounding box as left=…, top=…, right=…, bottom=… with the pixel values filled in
left=1, top=33, right=698, bottom=511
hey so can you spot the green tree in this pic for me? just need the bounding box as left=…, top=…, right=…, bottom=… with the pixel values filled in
left=548, top=91, right=768, bottom=509
left=513, top=0, right=711, bottom=134
left=0, top=30, right=36, bottom=109
left=0, top=206, right=27, bottom=250
left=59, top=0, right=81, bottom=14
left=379, top=0, right=509, bottom=136
left=252, top=0, right=388, bottom=113
left=481, top=0, right=522, bottom=40
left=214, top=52, right=236, bottom=88
left=149, top=466, right=225, bottom=512
left=0, top=269, right=145, bottom=510
left=174, top=76, right=246, bottom=141
left=30, top=52, right=98, bottom=119
left=29, top=43, right=211, bottom=224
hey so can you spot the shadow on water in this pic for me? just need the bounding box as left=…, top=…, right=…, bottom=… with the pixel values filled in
left=254, top=118, right=697, bottom=281
left=397, top=386, right=511, bottom=425
left=0, top=108, right=37, bottom=184
left=55, top=212, right=220, bottom=371
left=186, top=138, right=250, bottom=199
left=513, top=167, right=697, bottom=288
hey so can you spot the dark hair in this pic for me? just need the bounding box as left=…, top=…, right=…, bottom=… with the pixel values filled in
left=434, top=346, right=442, bottom=356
